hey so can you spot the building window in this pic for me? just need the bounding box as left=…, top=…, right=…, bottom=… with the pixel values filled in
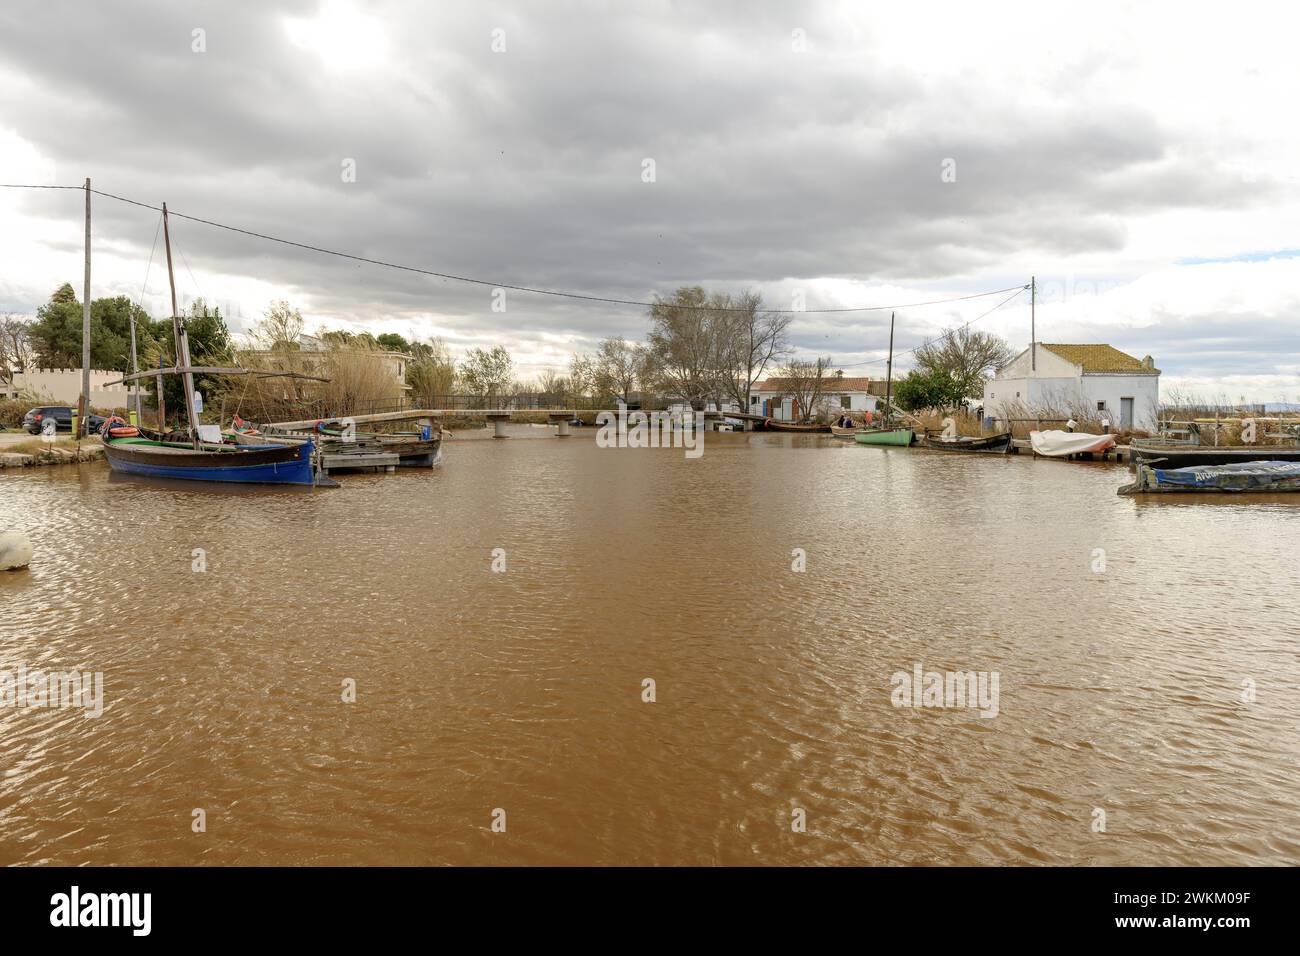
left=1096, top=400, right=1106, bottom=411
left=840, top=396, right=851, bottom=409
left=1015, top=391, right=1020, bottom=398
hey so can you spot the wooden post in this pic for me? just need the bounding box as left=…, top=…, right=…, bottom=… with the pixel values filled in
left=79, top=178, right=91, bottom=437
left=162, top=203, right=200, bottom=447
left=128, top=295, right=140, bottom=424
left=884, top=311, right=896, bottom=426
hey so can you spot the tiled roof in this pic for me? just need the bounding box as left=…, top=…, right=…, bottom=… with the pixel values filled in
left=1040, top=344, right=1160, bottom=375
left=755, top=376, right=873, bottom=391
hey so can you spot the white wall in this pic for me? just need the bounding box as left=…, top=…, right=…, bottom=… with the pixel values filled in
left=1080, top=375, right=1160, bottom=430
left=1, top=368, right=131, bottom=409
left=983, top=374, right=1159, bottom=429
left=752, top=390, right=877, bottom=420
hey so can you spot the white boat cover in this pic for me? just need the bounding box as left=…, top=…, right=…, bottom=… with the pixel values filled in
left=1029, top=429, right=1116, bottom=457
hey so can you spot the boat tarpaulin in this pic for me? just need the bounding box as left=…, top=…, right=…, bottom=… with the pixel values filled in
left=1029, top=430, right=1116, bottom=457
left=1152, top=460, right=1300, bottom=489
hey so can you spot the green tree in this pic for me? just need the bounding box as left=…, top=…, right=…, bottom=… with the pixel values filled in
left=142, top=299, right=233, bottom=423
left=892, top=367, right=964, bottom=412
left=376, top=332, right=410, bottom=353
left=457, top=346, right=514, bottom=405
left=28, top=285, right=158, bottom=372
left=28, top=284, right=84, bottom=367
left=406, top=337, right=455, bottom=407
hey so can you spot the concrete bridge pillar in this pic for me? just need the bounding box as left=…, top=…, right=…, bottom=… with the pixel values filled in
left=487, top=412, right=510, bottom=438
left=548, top=412, right=573, bottom=437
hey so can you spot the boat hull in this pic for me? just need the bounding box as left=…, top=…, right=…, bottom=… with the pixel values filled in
left=853, top=428, right=914, bottom=446
left=764, top=420, right=832, bottom=433
left=919, top=431, right=1012, bottom=453
left=103, top=438, right=318, bottom=486
left=1119, top=460, right=1300, bottom=495
left=1128, top=443, right=1300, bottom=470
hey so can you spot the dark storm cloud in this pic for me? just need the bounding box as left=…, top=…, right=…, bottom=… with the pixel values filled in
left=0, top=0, right=1281, bottom=354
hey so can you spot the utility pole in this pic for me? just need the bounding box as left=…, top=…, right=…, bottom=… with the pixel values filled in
left=1030, top=275, right=1036, bottom=373
left=884, top=311, right=895, bottom=424
left=79, top=178, right=91, bottom=437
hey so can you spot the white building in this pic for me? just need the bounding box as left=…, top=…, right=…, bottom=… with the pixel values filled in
left=983, top=344, right=1160, bottom=430
left=0, top=367, right=132, bottom=409
left=751, top=374, right=880, bottom=422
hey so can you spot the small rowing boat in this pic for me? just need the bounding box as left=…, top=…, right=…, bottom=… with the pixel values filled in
left=830, top=425, right=859, bottom=438
left=854, top=428, right=914, bottom=446
left=1119, top=459, right=1300, bottom=495
left=919, top=431, right=1012, bottom=453
left=765, top=419, right=832, bottom=433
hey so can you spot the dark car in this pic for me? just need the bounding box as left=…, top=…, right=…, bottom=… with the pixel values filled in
left=22, top=406, right=107, bottom=435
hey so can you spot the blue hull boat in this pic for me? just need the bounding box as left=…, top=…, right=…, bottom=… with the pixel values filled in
left=1119, top=459, right=1300, bottom=494
left=102, top=435, right=318, bottom=486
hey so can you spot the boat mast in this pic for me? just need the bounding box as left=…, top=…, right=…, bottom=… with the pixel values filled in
left=883, top=311, right=895, bottom=425
left=162, top=203, right=200, bottom=447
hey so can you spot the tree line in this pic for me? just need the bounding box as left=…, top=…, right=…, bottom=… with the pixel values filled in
left=2, top=283, right=1014, bottom=421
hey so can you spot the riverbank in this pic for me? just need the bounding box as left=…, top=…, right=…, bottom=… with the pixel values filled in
left=0, top=433, right=104, bottom=468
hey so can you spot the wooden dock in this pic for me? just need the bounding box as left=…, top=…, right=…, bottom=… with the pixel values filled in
left=1010, top=438, right=1130, bottom=462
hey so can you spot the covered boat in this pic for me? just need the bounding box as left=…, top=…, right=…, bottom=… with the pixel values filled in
left=1119, top=460, right=1300, bottom=495
left=1128, top=441, right=1300, bottom=470
left=1029, top=430, right=1116, bottom=458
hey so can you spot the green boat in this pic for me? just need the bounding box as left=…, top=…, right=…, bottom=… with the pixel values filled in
left=853, top=428, right=914, bottom=446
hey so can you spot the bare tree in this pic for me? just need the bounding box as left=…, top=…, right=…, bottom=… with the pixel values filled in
left=718, top=291, right=791, bottom=411
left=568, top=353, right=597, bottom=403
left=646, top=286, right=732, bottom=408
left=252, top=300, right=305, bottom=351
left=0, top=313, right=35, bottom=390
left=914, top=326, right=1015, bottom=398
left=593, top=336, right=650, bottom=402
left=775, top=356, right=832, bottom=422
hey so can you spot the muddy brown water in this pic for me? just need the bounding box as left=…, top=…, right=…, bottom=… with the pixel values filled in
left=1, top=428, right=1297, bottom=865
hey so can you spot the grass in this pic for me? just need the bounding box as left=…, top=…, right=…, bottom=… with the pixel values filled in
left=2, top=436, right=97, bottom=456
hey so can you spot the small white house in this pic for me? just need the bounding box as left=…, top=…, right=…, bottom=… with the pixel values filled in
left=751, top=374, right=880, bottom=422
left=983, top=344, right=1160, bottom=430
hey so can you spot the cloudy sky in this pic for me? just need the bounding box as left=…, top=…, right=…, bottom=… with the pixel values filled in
left=1, top=0, right=1297, bottom=399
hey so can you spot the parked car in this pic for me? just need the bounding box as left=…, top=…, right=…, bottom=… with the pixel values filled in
left=22, top=406, right=107, bottom=435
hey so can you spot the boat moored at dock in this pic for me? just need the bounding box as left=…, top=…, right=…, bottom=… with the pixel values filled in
left=1128, top=441, right=1300, bottom=470
left=102, top=431, right=319, bottom=485
left=919, top=431, right=1012, bottom=453
left=1029, top=430, right=1116, bottom=458
left=1119, top=459, right=1300, bottom=495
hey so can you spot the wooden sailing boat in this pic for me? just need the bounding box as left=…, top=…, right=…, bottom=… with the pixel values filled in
left=855, top=312, right=915, bottom=446
left=101, top=204, right=325, bottom=486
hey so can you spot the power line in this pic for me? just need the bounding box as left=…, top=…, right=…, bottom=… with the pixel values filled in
left=833, top=285, right=1029, bottom=368
left=2, top=182, right=1026, bottom=314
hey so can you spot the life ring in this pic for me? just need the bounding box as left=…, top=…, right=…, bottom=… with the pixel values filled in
left=102, top=415, right=140, bottom=439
